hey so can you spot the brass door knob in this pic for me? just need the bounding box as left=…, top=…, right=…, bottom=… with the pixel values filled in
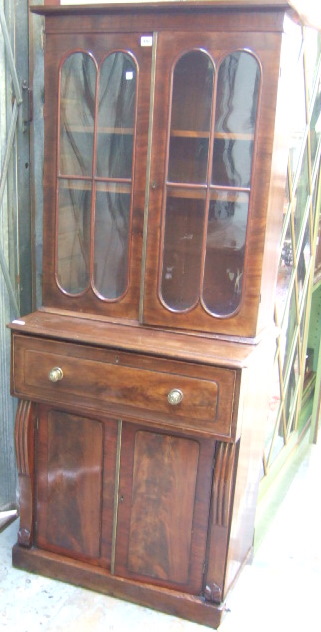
left=167, top=388, right=183, bottom=405
left=48, top=367, right=64, bottom=382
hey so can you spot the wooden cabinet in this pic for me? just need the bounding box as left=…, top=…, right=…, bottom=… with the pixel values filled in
left=9, top=2, right=316, bottom=628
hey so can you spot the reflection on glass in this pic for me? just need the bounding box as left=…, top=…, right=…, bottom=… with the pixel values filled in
left=59, top=53, right=96, bottom=177
left=300, top=297, right=307, bottom=343
left=315, top=233, right=321, bottom=277
left=310, top=74, right=321, bottom=165
left=93, top=186, right=131, bottom=299
left=97, top=53, right=136, bottom=179
left=312, top=170, right=321, bottom=228
left=57, top=180, right=91, bottom=294
left=203, top=192, right=248, bottom=316
left=297, top=222, right=311, bottom=301
left=161, top=194, right=206, bottom=311
left=280, top=285, right=297, bottom=376
left=275, top=220, right=294, bottom=324
left=264, top=353, right=284, bottom=464
left=314, top=182, right=321, bottom=275
left=284, top=347, right=299, bottom=425
left=212, top=52, right=260, bottom=187
left=288, top=54, right=307, bottom=180
left=304, top=28, right=321, bottom=101
left=168, top=137, right=209, bottom=184
left=293, top=146, right=309, bottom=242
left=168, top=51, right=214, bottom=184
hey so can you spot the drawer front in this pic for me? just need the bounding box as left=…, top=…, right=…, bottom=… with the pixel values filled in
left=12, top=335, right=237, bottom=437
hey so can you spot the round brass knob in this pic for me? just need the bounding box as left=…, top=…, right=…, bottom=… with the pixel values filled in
left=48, top=367, right=64, bottom=383
left=167, top=388, right=183, bottom=406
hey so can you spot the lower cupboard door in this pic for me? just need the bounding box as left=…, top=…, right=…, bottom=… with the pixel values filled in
left=35, top=407, right=117, bottom=567
left=114, top=423, right=216, bottom=594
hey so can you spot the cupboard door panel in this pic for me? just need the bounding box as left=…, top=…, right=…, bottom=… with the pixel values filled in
left=36, top=408, right=110, bottom=564
left=115, top=423, right=216, bottom=594
left=127, top=430, right=199, bottom=583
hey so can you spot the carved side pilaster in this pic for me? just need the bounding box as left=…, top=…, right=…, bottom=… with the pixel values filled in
left=15, top=400, right=36, bottom=547
left=204, top=441, right=237, bottom=604
left=212, top=442, right=236, bottom=529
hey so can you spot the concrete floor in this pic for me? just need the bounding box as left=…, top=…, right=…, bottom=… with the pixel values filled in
left=0, top=439, right=320, bottom=632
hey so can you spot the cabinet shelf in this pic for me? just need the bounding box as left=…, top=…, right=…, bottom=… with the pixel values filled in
left=58, top=179, right=132, bottom=193
left=170, top=130, right=254, bottom=140
left=62, top=125, right=134, bottom=135
left=64, top=127, right=253, bottom=140
left=167, top=185, right=249, bottom=202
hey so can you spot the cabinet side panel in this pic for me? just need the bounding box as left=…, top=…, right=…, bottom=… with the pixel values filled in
left=223, top=335, right=275, bottom=596
left=127, top=430, right=199, bottom=583
left=36, top=409, right=103, bottom=561
left=257, top=29, right=289, bottom=334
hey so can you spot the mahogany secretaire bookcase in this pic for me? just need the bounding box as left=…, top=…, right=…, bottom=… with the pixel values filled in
left=9, top=2, right=317, bottom=628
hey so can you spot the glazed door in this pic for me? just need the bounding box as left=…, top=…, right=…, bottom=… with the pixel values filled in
left=143, top=31, right=281, bottom=337
left=42, top=32, right=152, bottom=319
left=114, top=422, right=216, bottom=595
left=35, top=406, right=118, bottom=568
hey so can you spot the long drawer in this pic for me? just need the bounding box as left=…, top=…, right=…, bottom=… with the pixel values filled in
left=12, top=334, right=237, bottom=437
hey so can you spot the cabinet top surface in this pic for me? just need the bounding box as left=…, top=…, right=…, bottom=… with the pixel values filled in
left=31, top=1, right=294, bottom=13
left=8, top=309, right=268, bottom=368
left=30, top=2, right=321, bottom=32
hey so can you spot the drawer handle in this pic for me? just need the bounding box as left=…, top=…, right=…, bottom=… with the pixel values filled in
left=48, top=367, right=64, bottom=383
left=167, top=388, right=183, bottom=406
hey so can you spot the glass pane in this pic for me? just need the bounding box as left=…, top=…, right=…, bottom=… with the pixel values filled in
left=168, top=137, right=209, bottom=184
left=288, top=55, right=307, bottom=181
left=310, top=73, right=321, bottom=166
left=168, top=51, right=214, bottom=184
left=57, top=180, right=91, bottom=294
left=280, top=285, right=297, bottom=376
left=293, top=146, right=309, bottom=242
left=300, top=295, right=308, bottom=343
left=312, top=169, right=321, bottom=228
left=275, top=219, right=294, bottom=324
left=93, top=185, right=131, bottom=299
left=297, top=222, right=311, bottom=302
left=59, top=53, right=96, bottom=177
left=97, top=53, right=136, bottom=179
left=284, top=346, right=300, bottom=424
left=264, top=353, right=284, bottom=465
left=315, top=218, right=321, bottom=278
left=202, top=191, right=248, bottom=316
left=160, top=192, right=206, bottom=311
left=304, top=28, right=321, bottom=103
left=212, top=52, right=260, bottom=187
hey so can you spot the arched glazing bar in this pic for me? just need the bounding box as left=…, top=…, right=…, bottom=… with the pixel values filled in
left=55, top=50, right=137, bottom=301
left=160, top=49, right=261, bottom=318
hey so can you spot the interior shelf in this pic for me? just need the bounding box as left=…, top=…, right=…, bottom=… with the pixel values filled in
left=62, top=126, right=134, bottom=134
left=166, top=185, right=249, bottom=201
left=58, top=179, right=132, bottom=193
left=170, top=130, right=254, bottom=140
